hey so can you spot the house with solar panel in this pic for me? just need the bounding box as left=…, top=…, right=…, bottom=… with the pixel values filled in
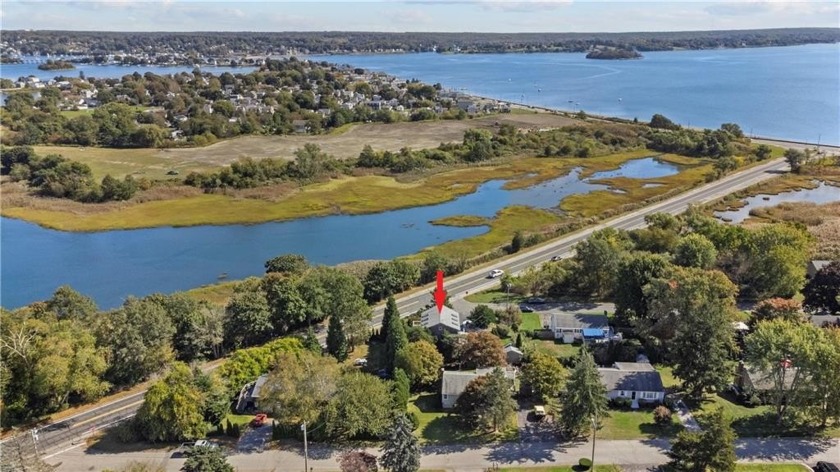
left=549, top=313, right=612, bottom=344
left=420, top=305, right=462, bottom=338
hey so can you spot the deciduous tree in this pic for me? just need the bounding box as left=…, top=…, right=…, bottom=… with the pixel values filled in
left=262, top=350, right=339, bottom=424
left=521, top=351, right=567, bottom=401
left=673, top=233, right=718, bottom=269
left=468, top=305, right=496, bottom=329
left=395, top=340, right=443, bottom=389
left=455, top=368, right=516, bottom=432
left=749, top=298, right=806, bottom=329
left=136, top=363, right=206, bottom=442
left=645, top=267, right=737, bottom=398
left=182, top=446, right=233, bottom=472
left=325, top=372, right=392, bottom=440
left=667, top=408, right=735, bottom=472
left=745, top=319, right=822, bottom=424
left=803, top=261, right=840, bottom=315
left=456, top=332, right=506, bottom=370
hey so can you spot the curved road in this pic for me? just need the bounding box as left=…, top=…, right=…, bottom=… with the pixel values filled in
left=8, top=140, right=838, bottom=459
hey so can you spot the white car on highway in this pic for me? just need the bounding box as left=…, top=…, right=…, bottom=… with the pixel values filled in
left=488, top=269, right=505, bottom=278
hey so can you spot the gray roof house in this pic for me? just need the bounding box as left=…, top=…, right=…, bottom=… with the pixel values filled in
left=807, top=260, right=831, bottom=279
left=550, top=313, right=612, bottom=343
left=420, top=305, right=462, bottom=337
left=504, top=345, right=524, bottom=365
left=598, top=362, right=664, bottom=408
left=235, top=374, right=268, bottom=413
left=441, top=367, right=517, bottom=409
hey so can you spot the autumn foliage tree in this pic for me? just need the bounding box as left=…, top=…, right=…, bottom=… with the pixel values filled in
left=455, top=331, right=506, bottom=369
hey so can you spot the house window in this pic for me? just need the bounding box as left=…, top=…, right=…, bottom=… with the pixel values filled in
left=443, top=395, right=448, bottom=399
left=642, top=392, right=657, bottom=400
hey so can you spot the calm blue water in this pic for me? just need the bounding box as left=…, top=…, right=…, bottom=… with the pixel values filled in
left=319, top=44, right=840, bottom=146
left=714, top=182, right=840, bottom=223
left=0, top=61, right=257, bottom=81
left=0, top=158, right=676, bottom=309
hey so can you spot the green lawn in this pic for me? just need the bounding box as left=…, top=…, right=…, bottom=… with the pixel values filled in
left=655, top=366, right=680, bottom=389
left=735, top=465, right=810, bottom=472
left=408, top=393, right=517, bottom=444
left=520, top=312, right=542, bottom=331
left=597, top=409, right=683, bottom=440
left=465, top=289, right=524, bottom=304
left=529, top=339, right=581, bottom=359
left=689, top=391, right=840, bottom=438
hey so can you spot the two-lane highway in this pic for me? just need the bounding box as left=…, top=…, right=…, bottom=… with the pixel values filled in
left=5, top=147, right=825, bottom=459
left=371, top=156, right=791, bottom=325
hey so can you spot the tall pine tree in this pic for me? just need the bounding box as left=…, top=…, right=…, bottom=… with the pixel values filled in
left=385, top=301, right=408, bottom=375
left=327, top=315, right=349, bottom=362
left=392, top=368, right=410, bottom=411
left=557, top=348, right=609, bottom=438
left=380, top=414, right=420, bottom=472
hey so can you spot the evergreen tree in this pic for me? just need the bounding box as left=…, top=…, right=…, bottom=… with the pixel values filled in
left=385, top=309, right=409, bottom=375
left=302, top=327, right=322, bottom=354
left=557, top=349, right=609, bottom=438
left=515, top=333, right=523, bottom=349
left=327, top=316, right=349, bottom=362
left=392, top=368, right=410, bottom=411
left=381, top=295, right=399, bottom=339
left=380, top=414, right=420, bottom=472
left=668, top=408, right=735, bottom=472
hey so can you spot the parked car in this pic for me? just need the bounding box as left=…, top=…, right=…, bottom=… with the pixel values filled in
left=251, top=413, right=268, bottom=427
left=533, top=405, right=546, bottom=419
left=488, top=269, right=505, bottom=278
left=550, top=255, right=562, bottom=262
left=526, top=297, right=546, bottom=304
left=816, top=462, right=840, bottom=472
left=519, top=304, right=535, bottom=313
left=353, top=358, right=368, bottom=367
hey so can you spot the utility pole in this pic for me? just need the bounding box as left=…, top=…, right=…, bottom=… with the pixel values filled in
left=590, top=415, right=597, bottom=471
left=301, top=421, right=309, bottom=472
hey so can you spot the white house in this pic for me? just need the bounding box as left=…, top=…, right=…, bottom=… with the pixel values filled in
left=441, top=367, right=517, bottom=409
left=550, top=313, right=611, bottom=344
left=598, top=362, right=665, bottom=408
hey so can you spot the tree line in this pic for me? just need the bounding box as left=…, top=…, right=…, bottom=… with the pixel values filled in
left=5, top=28, right=838, bottom=56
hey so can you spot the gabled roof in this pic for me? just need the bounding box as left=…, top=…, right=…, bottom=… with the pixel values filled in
left=421, top=305, right=461, bottom=332
left=248, top=374, right=269, bottom=399
left=598, top=368, right=664, bottom=393
left=613, top=362, right=655, bottom=372
left=441, top=368, right=516, bottom=397
left=504, top=345, right=523, bottom=355
left=551, top=313, right=609, bottom=330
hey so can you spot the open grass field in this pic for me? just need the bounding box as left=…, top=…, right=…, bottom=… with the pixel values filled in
left=529, top=340, right=581, bottom=359
left=465, top=289, right=524, bottom=304
left=30, top=113, right=578, bottom=180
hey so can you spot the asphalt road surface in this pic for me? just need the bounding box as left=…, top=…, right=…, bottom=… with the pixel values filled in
left=7, top=139, right=836, bottom=458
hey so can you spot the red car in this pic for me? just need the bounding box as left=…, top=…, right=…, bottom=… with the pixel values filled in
left=250, top=413, right=268, bottom=427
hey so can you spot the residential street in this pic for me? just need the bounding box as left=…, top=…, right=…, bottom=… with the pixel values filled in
left=50, top=437, right=840, bottom=471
